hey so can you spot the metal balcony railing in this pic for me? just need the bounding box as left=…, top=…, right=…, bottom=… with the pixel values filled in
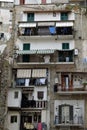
left=21, top=100, right=47, bottom=109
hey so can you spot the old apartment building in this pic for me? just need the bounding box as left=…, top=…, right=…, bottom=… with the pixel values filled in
left=0, top=0, right=87, bottom=130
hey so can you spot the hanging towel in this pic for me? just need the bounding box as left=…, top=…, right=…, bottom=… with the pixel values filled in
left=49, top=26, right=56, bottom=34
left=38, top=123, right=42, bottom=130
left=25, top=79, right=30, bottom=86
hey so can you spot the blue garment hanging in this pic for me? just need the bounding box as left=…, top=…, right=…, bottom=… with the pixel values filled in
left=49, top=26, right=56, bottom=34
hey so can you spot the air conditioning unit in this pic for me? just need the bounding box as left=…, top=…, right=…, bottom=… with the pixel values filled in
left=74, top=49, right=78, bottom=55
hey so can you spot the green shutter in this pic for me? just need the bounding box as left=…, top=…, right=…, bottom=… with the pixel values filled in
left=23, top=44, right=30, bottom=50
left=61, top=13, right=68, bottom=20
left=62, top=43, right=69, bottom=49
left=27, top=13, right=34, bottom=21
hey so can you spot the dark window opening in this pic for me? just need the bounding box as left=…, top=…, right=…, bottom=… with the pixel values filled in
left=14, top=91, right=19, bottom=98
left=21, top=94, right=36, bottom=108
left=10, top=116, right=17, bottom=123
left=56, top=27, right=73, bottom=35
left=22, top=55, right=30, bottom=62
left=23, top=28, right=37, bottom=36
left=37, top=91, right=44, bottom=99
left=58, top=51, right=73, bottom=62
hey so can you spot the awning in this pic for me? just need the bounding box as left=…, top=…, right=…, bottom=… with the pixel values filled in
left=19, top=23, right=36, bottom=27
left=32, top=69, right=46, bottom=78
left=16, top=49, right=55, bottom=55
left=38, top=22, right=55, bottom=26
left=36, top=49, right=55, bottom=54
left=17, top=69, right=31, bottom=78
left=56, top=22, right=73, bottom=27
left=16, top=50, right=36, bottom=55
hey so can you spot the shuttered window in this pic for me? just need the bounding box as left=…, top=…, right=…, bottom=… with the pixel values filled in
left=27, top=13, right=34, bottom=21
left=62, top=43, right=69, bottom=49
left=61, top=12, right=68, bottom=20
left=23, top=43, right=30, bottom=50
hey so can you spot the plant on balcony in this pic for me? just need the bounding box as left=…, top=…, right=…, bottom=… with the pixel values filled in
left=82, top=82, right=87, bottom=90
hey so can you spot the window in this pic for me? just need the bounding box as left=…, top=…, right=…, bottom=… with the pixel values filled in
left=61, top=12, right=68, bottom=20
left=42, top=0, right=46, bottom=4
left=10, top=116, right=17, bottom=123
left=59, top=105, right=73, bottom=124
left=14, top=91, right=19, bottom=99
left=23, top=43, right=30, bottom=50
left=37, top=91, right=44, bottom=99
left=62, top=43, right=69, bottom=50
left=22, top=55, right=30, bottom=62
left=27, top=13, right=34, bottom=21
left=20, top=0, right=25, bottom=5
left=53, top=12, right=56, bottom=17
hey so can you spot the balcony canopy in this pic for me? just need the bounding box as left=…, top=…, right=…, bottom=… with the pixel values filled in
left=56, top=22, right=73, bottom=27
left=38, top=22, right=55, bottom=26
left=19, top=23, right=36, bottom=27
left=16, top=49, right=55, bottom=55
left=17, top=69, right=31, bottom=78
left=32, top=69, right=47, bottom=78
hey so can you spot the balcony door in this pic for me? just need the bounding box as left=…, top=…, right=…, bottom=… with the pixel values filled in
left=62, top=106, right=69, bottom=123
left=59, top=105, right=73, bottom=124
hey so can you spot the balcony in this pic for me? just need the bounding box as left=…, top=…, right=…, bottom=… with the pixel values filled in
left=18, top=21, right=74, bottom=39
left=55, top=115, right=83, bottom=127
left=15, top=78, right=47, bottom=88
left=21, top=100, right=47, bottom=109
left=15, top=49, right=75, bottom=66
left=54, top=83, right=87, bottom=95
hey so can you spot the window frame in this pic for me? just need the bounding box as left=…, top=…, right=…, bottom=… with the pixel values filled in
left=62, top=43, right=69, bottom=50
left=61, top=12, right=68, bottom=21
left=10, top=115, right=17, bottom=123
left=27, top=13, right=34, bottom=22
left=37, top=91, right=44, bottom=100
left=23, top=43, right=30, bottom=50
left=14, top=91, right=19, bottom=99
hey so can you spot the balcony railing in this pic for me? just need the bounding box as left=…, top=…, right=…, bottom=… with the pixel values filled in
left=18, top=21, right=74, bottom=37
left=59, top=57, right=73, bottom=62
left=54, top=84, right=87, bottom=94
left=55, top=116, right=83, bottom=126
left=21, top=100, right=47, bottom=109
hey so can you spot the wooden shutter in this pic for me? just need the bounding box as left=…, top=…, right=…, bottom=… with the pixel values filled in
left=59, top=105, right=62, bottom=124
left=61, top=75, right=65, bottom=91
left=69, top=105, right=73, bottom=122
